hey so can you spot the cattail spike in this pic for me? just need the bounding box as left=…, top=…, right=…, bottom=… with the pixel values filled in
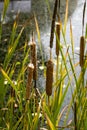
left=80, top=36, right=85, bottom=67
left=50, top=0, right=58, bottom=48
left=56, top=22, right=60, bottom=56
left=26, top=63, right=34, bottom=100
left=30, top=40, right=37, bottom=81
left=46, top=60, right=53, bottom=96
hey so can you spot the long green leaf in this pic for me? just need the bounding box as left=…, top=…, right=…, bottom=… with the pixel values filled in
left=2, top=0, right=9, bottom=22
left=0, top=67, right=17, bottom=93
left=4, top=26, right=24, bottom=70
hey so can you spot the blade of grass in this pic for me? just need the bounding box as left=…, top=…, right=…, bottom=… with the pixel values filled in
left=44, top=113, right=56, bottom=130
left=34, top=15, right=43, bottom=64
left=4, top=26, right=24, bottom=70
left=0, top=67, right=18, bottom=93
left=64, top=0, right=68, bottom=34
left=2, top=0, right=10, bottom=22
left=70, top=19, right=74, bottom=60
left=12, top=115, right=24, bottom=130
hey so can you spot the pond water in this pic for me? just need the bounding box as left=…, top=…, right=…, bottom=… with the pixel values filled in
left=0, top=0, right=86, bottom=55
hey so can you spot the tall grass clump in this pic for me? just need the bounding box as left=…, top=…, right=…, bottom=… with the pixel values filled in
left=0, top=0, right=87, bottom=130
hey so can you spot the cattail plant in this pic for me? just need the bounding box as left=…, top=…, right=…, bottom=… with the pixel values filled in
left=79, top=36, right=85, bottom=67
left=79, top=0, right=86, bottom=67
left=29, top=34, right=37, bottom=84
left=47, top=0, right=57, bottom=98
left=26, top=63, right=34, bottom=100
left=56, top=22, right=60, bottom=56
left=46, top=60, right=53, bottom=96
left=50, top=0, right=58, bottom=48
left=55, top=22, right=61, bottom=80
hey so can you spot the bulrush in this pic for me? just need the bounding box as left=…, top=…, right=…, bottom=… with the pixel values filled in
left=26, top=63, right=34, bottom=100
left=46, top=60, right=53, bottom=96
left=30, top=40, right=37, bottom=81
left=56, top=22, right=60, bottom=56
left=80, top=36, right=85, bottom=67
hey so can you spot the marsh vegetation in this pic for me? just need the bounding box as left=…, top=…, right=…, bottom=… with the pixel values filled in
left=0, top=0, right=87, bottom=130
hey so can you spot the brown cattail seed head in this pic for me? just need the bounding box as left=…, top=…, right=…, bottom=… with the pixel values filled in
left=80, top=36, right=85, bottom=67
left=56, top=22, right=60, bottom=56
left=50, top=0, right=58, bottom=48
left=26, top=63, right=34, bottom=100
left=46, top=60, right=53, bottom=96
left=30, top=41, right=37, bottom=80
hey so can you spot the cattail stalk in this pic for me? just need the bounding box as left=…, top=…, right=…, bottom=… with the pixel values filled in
left=11, top=88, right=15, bottom=98
left=10, top=87, right=15, bottom=114
left=55, top=22, right=60, bottom=81
left=46, top=60, right=53, bottom=96
left=58, top=0, right=60, bottom=12
left=82, top=0, right=86, bottom=35
left=80, top=36, right=85, bottom=67
left=26, top=63, right=34, bottom=100
left=74, top=101, right=77, bottom=130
